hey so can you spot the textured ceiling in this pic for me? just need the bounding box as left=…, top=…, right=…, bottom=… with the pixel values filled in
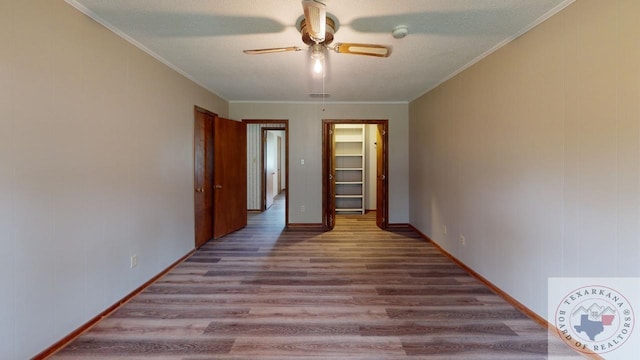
left=67, top=0, right=573, bottom=102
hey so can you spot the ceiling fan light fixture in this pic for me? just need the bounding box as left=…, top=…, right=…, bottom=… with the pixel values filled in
left=313, top=58, right=323, bottom=74
left=310, top=44, right=325, bottom=75
left=302, top=0, right=326, bottom=43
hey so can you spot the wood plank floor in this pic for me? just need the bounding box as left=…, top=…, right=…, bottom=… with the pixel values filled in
left=51, top=194, right=582, bottom=359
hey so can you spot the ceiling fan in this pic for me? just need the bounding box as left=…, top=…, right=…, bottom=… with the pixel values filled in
left=243, top=0, right=391, bottom=72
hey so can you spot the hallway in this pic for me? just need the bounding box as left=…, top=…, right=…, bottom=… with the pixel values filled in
left=51, top=196, right=579, bottom=359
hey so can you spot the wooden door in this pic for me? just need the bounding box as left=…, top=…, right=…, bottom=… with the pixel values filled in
left=376, top=124, right=388, bottom=229
left=213, top=116, right=247, bottom=238
left=194, top=107, right=214, bottom=248
left=322, top=123, right=336, bottom=230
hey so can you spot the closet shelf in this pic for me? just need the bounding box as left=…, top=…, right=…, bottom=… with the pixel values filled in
left=334, top=124, right=365, bottom=215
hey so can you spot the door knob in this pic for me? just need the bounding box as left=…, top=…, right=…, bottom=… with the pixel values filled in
left=215, top=185, right=223, bottom=189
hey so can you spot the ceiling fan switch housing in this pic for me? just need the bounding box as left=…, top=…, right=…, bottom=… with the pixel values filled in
left=300, top=17, right=335, bottom=46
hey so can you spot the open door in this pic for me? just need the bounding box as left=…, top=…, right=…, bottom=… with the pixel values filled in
left=376, top=124, right=388, bottom=229
left=194, top=107, right=214, bottom=248
left=322, top=122, right=336, bottom=230
left=213, top=116, right=247, bottom=238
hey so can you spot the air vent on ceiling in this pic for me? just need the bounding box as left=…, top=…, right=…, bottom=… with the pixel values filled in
left=309, top=93, right=330, bottom=98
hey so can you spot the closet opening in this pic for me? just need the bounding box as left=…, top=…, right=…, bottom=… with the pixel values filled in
left=322, top=120, right=388, bottom=230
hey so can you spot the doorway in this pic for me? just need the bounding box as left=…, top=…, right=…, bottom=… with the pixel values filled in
left=244, top=120, right=289, bottom=227
left=322, top=120, right=389, bottom=231
left=262, top=128, right=285, bottom=211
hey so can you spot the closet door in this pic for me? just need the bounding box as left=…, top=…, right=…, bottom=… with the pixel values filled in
left=322, top=123, right=336, bottom=230
left=194, top=107, right=214, bottom=247
left=376, top=124, right=388, bottom=229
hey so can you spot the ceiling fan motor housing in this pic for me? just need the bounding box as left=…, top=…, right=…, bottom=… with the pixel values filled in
left=300, top=17, right=335, bottom=45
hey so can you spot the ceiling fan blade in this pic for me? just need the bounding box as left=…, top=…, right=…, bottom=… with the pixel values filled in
left=243, top=46, right=302, bottom=55
left=334, top=43, right=391, bottom=57
left=302, top=0, right=326, bottom=43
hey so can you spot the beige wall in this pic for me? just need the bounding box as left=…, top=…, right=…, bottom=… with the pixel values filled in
left=230, top=102, right=410, bottom=224
left=409, top=0, right=640, bottom=318
left=0, top=1, right=227, bottom=358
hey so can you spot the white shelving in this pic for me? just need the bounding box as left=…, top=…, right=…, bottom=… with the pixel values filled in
left=334, top=124, right=365, bottom=214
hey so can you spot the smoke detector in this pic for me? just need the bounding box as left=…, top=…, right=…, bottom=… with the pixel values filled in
left=392, top=25, right=408, bottom=39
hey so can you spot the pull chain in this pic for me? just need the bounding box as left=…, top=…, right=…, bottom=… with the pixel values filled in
left=322, top=64, right=325, bottom=111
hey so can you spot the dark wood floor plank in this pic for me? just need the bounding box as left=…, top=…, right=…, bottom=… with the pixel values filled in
left=56, top=338, right=234, bottom=355
left=402, top=339, right=548, bottom=356
left=142, top=285, right=262, bottom=295
left=360, top=322, right=518, bottom=336
left=203, top=270, right=308, bottom=277
left=204, top=322, right=361, bottom=336
left=110, top=305, right=250, bottom=319
left=78, top=318, right=213, bottom=338
left=386, top=307, right=530, bottom=320
left=229, top=336, right=405, bottom=357
left=377, top=285, right=496, bottom=296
